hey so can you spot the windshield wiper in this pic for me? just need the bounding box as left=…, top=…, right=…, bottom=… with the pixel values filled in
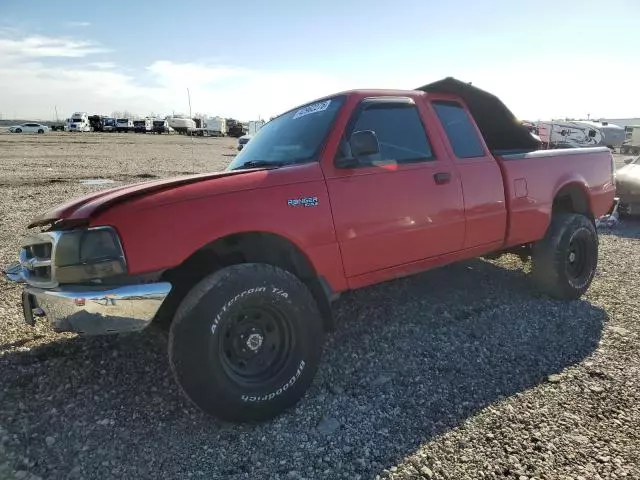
left=231, top=160, right=285, bottom=171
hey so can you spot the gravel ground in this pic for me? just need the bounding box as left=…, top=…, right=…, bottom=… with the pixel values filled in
left=0, top=132, right=638, bottom=480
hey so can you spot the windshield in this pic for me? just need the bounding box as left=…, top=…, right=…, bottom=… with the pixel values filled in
left=226, top=95, right=346, bottom=170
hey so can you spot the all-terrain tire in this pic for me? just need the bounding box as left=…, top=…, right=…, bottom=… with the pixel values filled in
left=168, top=263, right=325, bottom=423
left=531, top=213, right=598, bottom=300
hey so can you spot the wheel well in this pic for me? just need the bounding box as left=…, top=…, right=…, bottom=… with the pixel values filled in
left=154, top=232, right=336, bottom=331
left=552, top=184, right=593, bottom=221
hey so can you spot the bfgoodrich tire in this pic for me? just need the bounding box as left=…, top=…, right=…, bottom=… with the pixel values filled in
left=168, top=263, right=325, bottom=422
left=531, top=213, right=598, bottom=300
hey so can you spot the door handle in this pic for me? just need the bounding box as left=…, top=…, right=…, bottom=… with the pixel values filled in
left=433, top=172, right=451, bottom=185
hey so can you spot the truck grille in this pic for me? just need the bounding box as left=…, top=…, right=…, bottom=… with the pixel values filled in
left=19, top=232, right=61, bottom=288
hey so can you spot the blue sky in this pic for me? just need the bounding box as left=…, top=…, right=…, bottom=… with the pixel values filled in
left=1, top=0, right=638, bottom=121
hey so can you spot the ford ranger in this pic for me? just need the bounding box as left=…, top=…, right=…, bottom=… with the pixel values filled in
left=4, top=77, right=616, bottom=423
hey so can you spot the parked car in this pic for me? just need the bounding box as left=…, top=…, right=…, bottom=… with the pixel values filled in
left=4, top=77, right=616, bottom=424
left=237, top=134, right=252, bottom=150
left=616, top=155, right=640, bottom=215
left=8, top=123, right=49, bottom=134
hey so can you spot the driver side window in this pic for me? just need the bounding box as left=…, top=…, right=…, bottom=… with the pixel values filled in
left=337, top=100, right=435, bottom=164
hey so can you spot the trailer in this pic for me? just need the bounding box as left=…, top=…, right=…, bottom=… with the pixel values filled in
left=226, top=118, right=247, bottom=138
left=152, top=119, right=169, bottom=134
left=247, top=120, right=265, bottom=136
left=49, top=121, right=67, bottom=132
left=133, top=118, right=152, bottom=133
left=192, top=116, right=227, bottom=137
left=88, top=115, right=106, bottom=132
left=103, top=117, right=116, bottom=132
left=620, top=125, right=640, bottom=154
left=115, top=118, right=133, bottom=133
left=532, top=119, right=624, bottom=150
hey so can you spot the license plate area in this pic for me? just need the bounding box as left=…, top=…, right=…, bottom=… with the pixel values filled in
left=22, top=291, right=36, bottom=326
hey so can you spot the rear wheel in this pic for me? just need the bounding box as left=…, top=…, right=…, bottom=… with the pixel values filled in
left=531, top=213, right=598, bottom=300
left=168, top=263, right=325, bottom=422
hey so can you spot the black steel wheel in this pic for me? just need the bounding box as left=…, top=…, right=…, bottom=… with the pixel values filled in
left=532, top=213, right=598, bottom=299
left=219, top=305, right=293, bottom=384
left=168, top=263, right=325, bottom=423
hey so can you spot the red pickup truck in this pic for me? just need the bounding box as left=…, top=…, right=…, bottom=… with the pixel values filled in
left=5, top=77, right=616, bottom=423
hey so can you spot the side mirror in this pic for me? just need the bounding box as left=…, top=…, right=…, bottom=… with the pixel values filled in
left=350, top=130, right=380, bottom=157
left=335, top=130, right=381, bottom=169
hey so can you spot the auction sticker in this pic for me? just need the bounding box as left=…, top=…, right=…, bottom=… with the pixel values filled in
left=293, top=100, right=331, bottom=120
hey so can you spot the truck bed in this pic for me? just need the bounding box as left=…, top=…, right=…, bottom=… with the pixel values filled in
left=495, top=146, right=615, bottom=247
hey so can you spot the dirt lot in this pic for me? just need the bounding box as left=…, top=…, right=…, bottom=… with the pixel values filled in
left=0, top=132, right=639, bottom=480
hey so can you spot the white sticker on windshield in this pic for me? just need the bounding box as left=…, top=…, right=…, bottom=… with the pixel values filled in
left=293, top=100, right=331, bottom=120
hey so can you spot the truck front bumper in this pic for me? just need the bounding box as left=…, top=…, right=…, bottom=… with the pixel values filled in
left=4, top=263, right=171, bottom=335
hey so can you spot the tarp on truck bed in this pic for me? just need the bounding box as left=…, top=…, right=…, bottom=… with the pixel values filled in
left=415, top=77, right=541, bottom=154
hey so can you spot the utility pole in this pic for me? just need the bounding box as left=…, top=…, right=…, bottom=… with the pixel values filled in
left=187, top=88, right=192, bottom=118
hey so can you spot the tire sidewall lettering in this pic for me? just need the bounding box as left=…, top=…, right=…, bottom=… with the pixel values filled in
left=241, top=360, right=306, bottom=403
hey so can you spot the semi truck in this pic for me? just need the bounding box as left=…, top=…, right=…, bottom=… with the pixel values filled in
left=67, top=112, right=91, bottom=132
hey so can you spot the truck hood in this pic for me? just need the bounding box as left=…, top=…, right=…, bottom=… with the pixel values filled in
left=28, top=170, right=252, bottom=229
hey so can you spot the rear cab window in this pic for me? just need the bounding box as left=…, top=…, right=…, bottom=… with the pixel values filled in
left=432, top=101, right=486, bottom=158
left=337, top=98, right=434, bottom=164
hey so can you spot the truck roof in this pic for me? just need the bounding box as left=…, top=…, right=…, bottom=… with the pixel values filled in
left=302, top=77, right=540, bottom=154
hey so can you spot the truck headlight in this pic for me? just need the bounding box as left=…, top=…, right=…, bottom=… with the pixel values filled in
left=54, top=227, right=126, bottom=284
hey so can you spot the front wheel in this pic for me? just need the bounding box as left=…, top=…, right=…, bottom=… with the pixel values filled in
left=37, top=129, right=44, bottom=134
left=168, top=263, right=325, bottom=422
left=15, top=128, right=22, bottom=133
left=531, top=213, right=598, bottom=300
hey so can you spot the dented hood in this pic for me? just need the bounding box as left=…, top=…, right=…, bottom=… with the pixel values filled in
left=28, top=170, right=249, bottom=228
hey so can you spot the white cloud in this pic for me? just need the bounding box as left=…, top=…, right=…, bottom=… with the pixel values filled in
left=88, top=61, right=116, bottom=69
left=0, top=33, right=351, bottom=120
left=0, top=35, right=109, bottom=58
left=67, top=21, right=91, bottom=27
left=1, top=31, right=639, bottom=122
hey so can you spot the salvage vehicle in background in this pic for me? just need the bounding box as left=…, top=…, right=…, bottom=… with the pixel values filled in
left=8, top=122, right=49, bottom=134
left=4, top=77, right=616, bottom=424
left=615, top=155, right=640, bottom=215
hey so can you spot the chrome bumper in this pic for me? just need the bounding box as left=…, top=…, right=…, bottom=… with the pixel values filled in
left=4, top=263, right=171, bottom=335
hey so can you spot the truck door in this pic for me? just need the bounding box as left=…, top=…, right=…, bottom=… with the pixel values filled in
left=323, top=96, right=466, bottom=278
left=428, top=99, right=507, bottom=249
